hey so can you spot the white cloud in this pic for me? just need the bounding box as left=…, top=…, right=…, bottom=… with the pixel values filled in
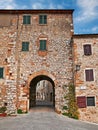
left=0, top=0, right=28, bottom=9
left=0, top=0, right=17, bottom=9
left=92, top=26, right=98, bottom=33
left=32, top=0, right=64, bottom=9
left=32, top=2, right=46, bottom=9
left=75, top=0, right=98, bottom=23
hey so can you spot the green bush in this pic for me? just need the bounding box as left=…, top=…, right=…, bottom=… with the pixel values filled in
left=0, top=106, right=7, bottom=113
left=17, top=109, right=28, bottom=114
left=62, top=112, right=69, bottom=116
left=62, top=106, right=68, bottom=110
left=17, top=109, right=23, bottom=114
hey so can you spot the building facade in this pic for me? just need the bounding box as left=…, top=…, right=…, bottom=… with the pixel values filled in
left=73, top=34, right=98, bottom=123
left=0, top=10, right=98, bottom=123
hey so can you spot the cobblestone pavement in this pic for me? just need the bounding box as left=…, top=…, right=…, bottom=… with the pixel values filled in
left=0, top=107, right=98, bottom=130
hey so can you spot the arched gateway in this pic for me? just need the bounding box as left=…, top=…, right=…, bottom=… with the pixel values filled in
left=28, top=70, right=56, bottom=111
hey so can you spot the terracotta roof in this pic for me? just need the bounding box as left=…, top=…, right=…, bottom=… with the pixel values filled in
left=0, top=9, right=74, bottom=14
left=73, top=34, right=98, bottom=38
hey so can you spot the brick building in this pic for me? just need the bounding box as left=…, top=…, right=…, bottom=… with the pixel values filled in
left=0, top=9, right=98, bottom=123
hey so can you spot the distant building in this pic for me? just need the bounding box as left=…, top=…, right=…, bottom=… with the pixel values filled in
left=36, top=80, right=53, bottom=101
left=0, top=9, right=98, bottom=123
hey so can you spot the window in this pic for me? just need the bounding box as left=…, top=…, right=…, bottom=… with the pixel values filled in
left=77, top=96, right=95, bottom=108
left=83, top=44, right=92, bottom=55
left=39, top=40, right=46, bottom=50
left=85, top=69, right=94, bottom=81
left=39, top=15, right=47, bottom=24
left=77, top=96, right=86, bottom=108
left=22, top=42, right=29, bottom=51
left=0, top=67, right=4, bottom=78
left=87, top=97, right=95, bottom=106
left=23, top=15, right=31, bottom=24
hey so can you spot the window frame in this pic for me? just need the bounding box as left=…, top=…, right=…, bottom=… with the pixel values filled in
left=39, top=40, right=47, bottom=51
left=23, top=15, right=31, bottom=25
left=39, top=14, right=47, bottom=25
left=87, top=97, right=95, bottom=106
left=85, top=69, right=94, bottom=81
left=0, top=67, right=4, bottom=79
left=83, top=44, right=92, bottom=56
left=77, top=96, right=96, bottom=108
left=22, top=42, right=29, bottom=51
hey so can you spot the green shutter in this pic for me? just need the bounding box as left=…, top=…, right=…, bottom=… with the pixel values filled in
left=40, top=40, right=46, bottom=50
left=39, top=15, right=42, bottom=24
left=44, top=15, right=47, bottom=24
left=0, top=68, right=3, bottom=78
left=39, top=15, right=47, bottom=24
left=22, top=42, right=29, bottom=51
left=23, top=16, right=31, bottom=24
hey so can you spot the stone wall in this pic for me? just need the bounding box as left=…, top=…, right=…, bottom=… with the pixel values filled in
left=17, top=13, right=73, bottom=112
left=73, top=35, right=98, bottom=123
left=0, top=11, right=74, bottom=114
left=0, top=15, right=18, bottom=114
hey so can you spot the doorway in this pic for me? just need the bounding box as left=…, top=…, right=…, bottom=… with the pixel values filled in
left=29, top=75, right=55, bottom=109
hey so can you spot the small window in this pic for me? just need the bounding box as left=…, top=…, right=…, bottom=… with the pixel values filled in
left=0, top=67, right=4, bottom=78
left=23, top=15, right=31, bottom=24
left=39, top=40, right=46, bottom=51
left=85, top=69, right=94, bottom=81
left=77, top=96, right=86, bottom=108
left=83, top=44, right=92, bottom=55
left=39, top=15, right=47, bottom=24
left=87, top=97, right=95, bottom=106
left=22, top=42, right=29, bottom=51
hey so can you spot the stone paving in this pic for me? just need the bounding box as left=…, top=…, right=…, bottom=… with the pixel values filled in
left=0, top=107, right=98, bottom=130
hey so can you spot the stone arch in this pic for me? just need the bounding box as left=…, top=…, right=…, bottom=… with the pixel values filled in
left=27, top=70, right=56, bottom=110
left=28, top=70, right=56, bottom=86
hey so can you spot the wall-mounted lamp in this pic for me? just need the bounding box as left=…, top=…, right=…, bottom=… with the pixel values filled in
left=76, top=65, right=81, bottom=71
left=66, top=37, right=73, bottom=46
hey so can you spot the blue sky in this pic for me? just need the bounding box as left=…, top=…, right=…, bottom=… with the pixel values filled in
left=0, top=0, right=98, bottom=34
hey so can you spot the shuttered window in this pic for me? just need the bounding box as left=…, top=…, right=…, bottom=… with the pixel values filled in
left=77, top=96, right=86, bottom=108
left=39, top=15, right=47, bottom=24
left=83, top=44, right=92, bottom=55
left=77, top=96, right=95, bottom=108
left=23, top=15, right=31, bottom=24
left=85, top=69, right=94, bottom=81
left=0, top=67, right=4, bottom=78
left=87, top=97, right=95, bottom=106
left=39, top=40, right=46, bottom=50
left=22, top=42, right=29, bottom=51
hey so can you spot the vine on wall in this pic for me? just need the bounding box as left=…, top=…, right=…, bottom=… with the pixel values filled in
left=62, top=83, right=79, bottom=119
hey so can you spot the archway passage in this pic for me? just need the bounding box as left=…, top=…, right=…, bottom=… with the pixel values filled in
left=29, top=75, right=55, bottom=109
